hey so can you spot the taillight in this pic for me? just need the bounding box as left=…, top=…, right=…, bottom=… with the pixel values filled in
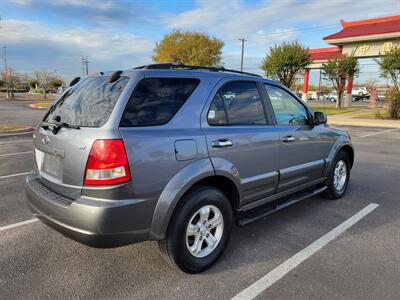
left=84, top=139, right=131, bottom=185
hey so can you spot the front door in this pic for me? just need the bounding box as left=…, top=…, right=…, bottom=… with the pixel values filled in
left=202, top=80, right=280, bottom=206
left=264, top=84, right=330, bottom=192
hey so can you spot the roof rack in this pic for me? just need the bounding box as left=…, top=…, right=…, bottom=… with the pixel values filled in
left=134, top=63, right=262, bottom=78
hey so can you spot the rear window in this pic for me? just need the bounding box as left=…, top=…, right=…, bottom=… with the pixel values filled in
left=43, top=75, right=129, bottom=127
left=120, top=78, right=200, bottom=127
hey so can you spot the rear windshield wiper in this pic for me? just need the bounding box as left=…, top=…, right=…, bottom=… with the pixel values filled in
left=40, top=121, right=56, bottom=131
left=52, top=122, right=80, bottom=135
left=40, top=121, right=80, bottom=135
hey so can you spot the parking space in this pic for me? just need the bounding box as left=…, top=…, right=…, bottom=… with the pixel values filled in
left=0, top=125, right=399, bottom=299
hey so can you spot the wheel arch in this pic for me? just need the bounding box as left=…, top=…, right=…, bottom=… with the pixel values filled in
left=340, top=144, right=354, bottom=168
left=149, top=159, right=241, bottom=240
left=323, top=136, right=354, bottom=177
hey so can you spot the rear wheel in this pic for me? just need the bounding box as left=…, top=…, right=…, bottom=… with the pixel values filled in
left=157, top=186, right=233, bottom=273
left=323, top=151, right=350, bottom=200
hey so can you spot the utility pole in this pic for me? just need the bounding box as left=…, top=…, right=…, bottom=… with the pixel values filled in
left=238, top=38, right=247, bottom=72
left=318, top=69, right=322, bottom=101
left=81, top=56, right=89, bottom=76
left=3, top=46, right=10, bottom=98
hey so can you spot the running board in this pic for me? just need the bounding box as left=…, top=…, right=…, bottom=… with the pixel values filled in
left=237, top=186, right=327, bottom=226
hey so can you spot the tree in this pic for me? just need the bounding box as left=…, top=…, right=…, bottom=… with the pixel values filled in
left=377, top=47, right=400, bottom=118
left=322, top=54, right=359, bottom=108
left=377, top=47, right=400, bottom=91
left=261, top=42, right=311, bottom=88
left=50, top=79, right=63, bottom=89
left=152, top=31, right=224, bottom=66
left=33, top=71, right=55, bottom=99
left=28, top=79, right=38, bottom=89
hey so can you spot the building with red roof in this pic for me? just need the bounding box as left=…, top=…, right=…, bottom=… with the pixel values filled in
left=301, top=15, right=400, bottom=102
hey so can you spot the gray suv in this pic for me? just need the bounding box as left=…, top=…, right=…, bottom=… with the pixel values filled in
left=26, top=63, right=353, bottom=273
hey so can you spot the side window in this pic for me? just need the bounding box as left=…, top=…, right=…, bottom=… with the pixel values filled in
left=208, top=92, right=227, bottom=125
left=218, top=81, right=266, bottom=125
left=264, top=85, right=308, bottom=126
left=120, top=78, right=200, bottom=127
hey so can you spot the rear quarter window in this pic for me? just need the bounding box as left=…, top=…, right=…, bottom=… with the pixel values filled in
left=120, top=78, right=200, bottom=127
left=43, top=75, right=129, bottom=127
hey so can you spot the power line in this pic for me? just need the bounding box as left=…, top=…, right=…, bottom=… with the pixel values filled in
left=258, top=24, right=338, bottom=38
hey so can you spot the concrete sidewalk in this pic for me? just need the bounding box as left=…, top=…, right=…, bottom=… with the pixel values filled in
left=328, top=109, right=400, bottom=128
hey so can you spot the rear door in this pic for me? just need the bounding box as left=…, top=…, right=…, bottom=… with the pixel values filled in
left=264, top=84, right=329, bottom=192
left=202, top=80, right=280, bottom=206
left=33, top=74, right=130, bottom=199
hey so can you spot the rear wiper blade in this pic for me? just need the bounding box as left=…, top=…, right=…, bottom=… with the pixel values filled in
left=52, top=122, right=80, bottom=135
left=40, top=121, right=56, bottom=130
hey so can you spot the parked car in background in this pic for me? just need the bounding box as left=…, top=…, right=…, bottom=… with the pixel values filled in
left=26, top=63, right=353, bottom=273
left=377, top=92, right=386, bottom=101
left=352, top=87, right=369, bottom=101
left=352, top=87, right=368, bottom=97
left=328, top=91, right=347, bottom=102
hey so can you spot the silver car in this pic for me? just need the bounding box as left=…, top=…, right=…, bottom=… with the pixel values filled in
left=26, top=63, right=353, bottom=273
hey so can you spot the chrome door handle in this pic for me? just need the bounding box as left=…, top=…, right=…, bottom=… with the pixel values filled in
left=282, top=136, right=296, bottom=143
left=211, top=140, right=233, bottom=148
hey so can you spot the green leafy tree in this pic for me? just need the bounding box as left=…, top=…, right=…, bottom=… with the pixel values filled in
left=377, top=47, right=400, bottom=90
left=322, top=54, right=359, bottom=108
left=153, top=31, right=224, bottom=66
left=261, top=42, right=311, bottom=88
left=50, top=79, right=63, bottom=88
left=28, top=79, right=38, bottom=89
left=377, top=47, right=400, bottom=118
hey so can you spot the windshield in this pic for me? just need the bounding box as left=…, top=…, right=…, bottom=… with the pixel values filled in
left=43, top=75, right=129, bottom=127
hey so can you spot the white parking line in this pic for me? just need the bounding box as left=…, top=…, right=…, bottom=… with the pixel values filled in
left=0, top=139, right=32, bottom=145
left=231, top=203, right=380, bottom=300
left=0, top=218, right=38, bottom=232
left=0, top=172, right=31, bottom=180
left=0, top=151, right=32, bottom=157
left=359, top=128, right=400, bottom=138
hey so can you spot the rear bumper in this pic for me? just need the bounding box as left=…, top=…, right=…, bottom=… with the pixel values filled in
left=25, top=172, right=155, bottom=248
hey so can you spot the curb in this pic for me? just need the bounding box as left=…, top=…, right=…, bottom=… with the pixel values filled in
left=0, top=126, right=34, bottom=137
left=329, top=121, right=400, bottom=128
left=29, top=103, right=49, bottom=109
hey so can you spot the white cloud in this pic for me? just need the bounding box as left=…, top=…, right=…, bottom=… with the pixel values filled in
left=7, top=0, right=149, bottom=25
left=0, top=19, right=154, bottom=78
left=162, top=0, right=398, bottom=75
left=164, top=0, right=397, bottom=40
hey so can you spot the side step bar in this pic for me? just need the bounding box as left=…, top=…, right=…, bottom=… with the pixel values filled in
left=237, top=186, right=327, bottom=226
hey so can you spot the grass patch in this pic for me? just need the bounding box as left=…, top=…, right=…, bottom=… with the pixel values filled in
left=355, top=108, right=391, bottom=119
left=309, top=106, right=359, bottom=116
left=0, top=124, right=29, bottom=133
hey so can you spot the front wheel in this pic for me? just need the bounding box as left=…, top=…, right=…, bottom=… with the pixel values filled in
left=322, top=151, right=351, bottom=200
left=157, top=186, right=233, bottom=273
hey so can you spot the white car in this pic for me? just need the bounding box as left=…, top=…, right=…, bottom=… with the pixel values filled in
left=352, top=87, right=368, bottom=97
left=328, top=91, right=347, bottom=102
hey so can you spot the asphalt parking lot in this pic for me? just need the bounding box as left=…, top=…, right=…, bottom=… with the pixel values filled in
left=1, top=125, right=400, bottom=299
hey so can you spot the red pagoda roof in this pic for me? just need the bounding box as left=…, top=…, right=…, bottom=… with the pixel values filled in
left=308, top=47, right=343, bottom=60
left=323, top=15, right=400, bottom=41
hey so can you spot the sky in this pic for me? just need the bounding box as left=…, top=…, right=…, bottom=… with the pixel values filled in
left=0, top=0, right=399, bottom=85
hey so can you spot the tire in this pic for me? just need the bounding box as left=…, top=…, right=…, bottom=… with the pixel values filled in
left=157, top=186, right=233, bottom=273
left=358, top=92, right=363, bottom=96
left=322, top=151, right=351, bottom=200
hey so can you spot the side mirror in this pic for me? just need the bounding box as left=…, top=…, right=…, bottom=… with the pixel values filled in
left=314, top=111, right=327, bottom=125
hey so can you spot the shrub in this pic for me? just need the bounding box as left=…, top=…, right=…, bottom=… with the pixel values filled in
left=385, top=88, right=400, bottom=119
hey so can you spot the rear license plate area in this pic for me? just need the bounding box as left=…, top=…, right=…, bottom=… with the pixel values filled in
left=35, top=149, right=63, bottom=179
